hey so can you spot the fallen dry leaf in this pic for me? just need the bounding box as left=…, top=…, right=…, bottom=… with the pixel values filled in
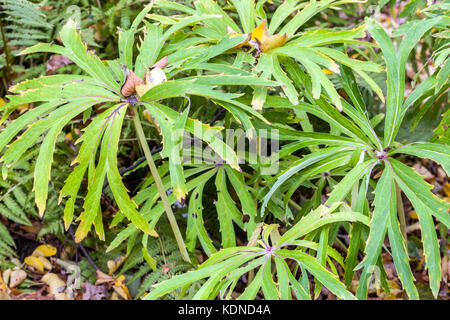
left=107, top=255, right=127, bottom=275
left=19, top=221, right=42, bottom=235
left=41, top=273, right=71, bottom=300
left=82, top=282, right=110, bottom=300
left=112, top=275, right=131, bottom=300
left=46, top=55, right=73, bottom=74
left=95, top=270, right=115, bottom=286
left=412, top=162, right=433, bottom=181
left=9, top=268, right=27, bottom=288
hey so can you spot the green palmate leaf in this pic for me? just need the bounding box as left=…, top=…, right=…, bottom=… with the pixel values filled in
left=147, top=102, right=241, bottom=171
left=393, top=142, right=450, bottom=175
left=325, top=159, right=377, bottom=205
left=118, top=2, right=154, bottom=69
left=366, top=17, right=441, bottom=147
left=106, top=105, right=157, bottom=237
left=277, top=250, right=356, bottom=300
left=287, top=25, right=366, bottom=47
left=59, top=19, right=121, bottom=92
left=402, top=76, right=436, bottom=115
left=4, top=77, right=117, bottom=108
left=1, top=99, right=97, bottom=168
left=135, top=22, right=163, bottom=78
left=186, top=181, right=217, bottom=256
left=390, top=158, right=449, bottom=298
left=390, top=158, right=450, bottom=229
left=288, top=240, right=345, bottom=267
left=282, top=153, right=353, bottom=210
left=344, top=175, right=369, bottom=287
left=387, top=184, right=419, bottom=300
left=144, top=103, right=189, bottom=203
left=144, top=250, right=257, bottom=300
left=59, top=107, right=115, bottom=229
left=224, top=167, right=257, bottom=236
left=74, top=110, right=111, bottom=242
left=215, top=168, right=237, bottom=248
left=186, top=75, right=279, bottom=87
left=193, top=254, right=258, bottom=299
left=169, top=106, right=190, bottom=202
left=107, top=168, right=218, bottom=252
left=238, top=266, right=264, bottom=300
left=268, top=0, right=303, bottom=34
left=355, top=163, right=395, bottom=299
left=261, top=258, right=280, bottom=300
left=230, top=0, right=255, bottom=33
left=313, top=225, right=330, bottom=298
left=287, top=54, right=342, bottom=110
left=261, top=147, right=352, bottom=216
left=34, top=100, right=98, bottom=216
left=0, top=101, right=59, bottom=154
left=139, top=79, right=240, bottom=102
left=278, top=204, right=369, bottom=245
left=218, top=256, right=267, bottom=299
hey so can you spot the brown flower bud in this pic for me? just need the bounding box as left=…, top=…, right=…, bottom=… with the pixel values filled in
left=121, top=70, right=144, bottom=97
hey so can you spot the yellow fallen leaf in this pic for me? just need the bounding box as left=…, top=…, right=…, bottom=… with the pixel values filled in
left=0, top=98, right=5, bottom=108
left=38, top=256, right=53, bottom=271
left=107, top=255, right=127, bottom=275
left=41, top=273, right=71, bottom=300
left=24, top=256, right=45, bottom=272
left=322, top=68, right=334, bottom=75
left=112, top=275, right=131, bottom=300
left=32, top=244, right=57, bottom=257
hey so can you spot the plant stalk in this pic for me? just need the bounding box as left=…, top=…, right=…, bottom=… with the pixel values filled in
left=132, top=106, right=191, bottom=263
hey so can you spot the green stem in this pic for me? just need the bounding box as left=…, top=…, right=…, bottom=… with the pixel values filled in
left=395, top=182, right=408, bottom=251
left=132, top=106, right=191, bottom=263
